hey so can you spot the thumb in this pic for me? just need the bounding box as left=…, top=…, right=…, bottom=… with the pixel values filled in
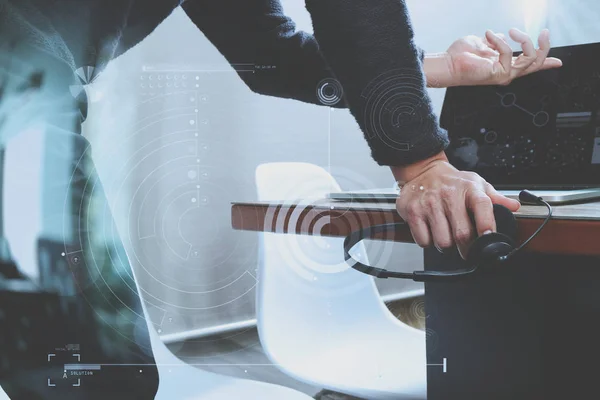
left=486, top=186, right=521, bottom=212
left=539, top=57, right=563, bottom=70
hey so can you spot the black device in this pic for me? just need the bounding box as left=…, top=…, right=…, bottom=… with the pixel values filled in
left=343, top=190, right=552, bottom=281
left=440, top=42, right=600, bottom=189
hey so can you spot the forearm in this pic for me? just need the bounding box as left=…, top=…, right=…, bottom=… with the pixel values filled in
left=305, top=0, right=449, bottom=167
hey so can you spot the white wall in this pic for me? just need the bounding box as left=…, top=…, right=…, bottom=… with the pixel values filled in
left=546, top=0, right=600, bottom=45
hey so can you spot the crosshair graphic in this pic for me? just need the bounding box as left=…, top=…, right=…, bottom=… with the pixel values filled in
left=497, top=91, right=550, bottom=127
left=47, top=353, right=86, bottom=387
left=427, top=358, right=448, bottom=373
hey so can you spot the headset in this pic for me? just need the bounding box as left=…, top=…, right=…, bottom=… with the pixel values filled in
left=343, top=190, right=553, bottom=282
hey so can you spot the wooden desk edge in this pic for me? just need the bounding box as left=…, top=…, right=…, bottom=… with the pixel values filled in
left=231, top=203, right=600, bottom=257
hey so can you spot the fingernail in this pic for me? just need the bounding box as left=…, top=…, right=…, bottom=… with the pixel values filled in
left=483, top=230, right=493, bottom=235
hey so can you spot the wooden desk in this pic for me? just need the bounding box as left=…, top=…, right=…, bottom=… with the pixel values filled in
left=232, top=199, right=600, bottom=255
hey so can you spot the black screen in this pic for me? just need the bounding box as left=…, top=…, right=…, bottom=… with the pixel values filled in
left=440, top=42, right=600, bottom=187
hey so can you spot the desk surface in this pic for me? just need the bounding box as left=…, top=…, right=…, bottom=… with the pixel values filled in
left=231, top=199, right=600, bottom=256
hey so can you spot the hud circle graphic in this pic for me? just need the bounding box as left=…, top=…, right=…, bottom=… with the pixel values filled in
left=361, top=68, right=430, bottom=152
left=317, top=78, right=343, bottom=106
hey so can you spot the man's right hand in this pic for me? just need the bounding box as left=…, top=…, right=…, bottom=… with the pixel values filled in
left=423, top=28, right=562, bottom=88
left=391, top=151, right=521, bottom=259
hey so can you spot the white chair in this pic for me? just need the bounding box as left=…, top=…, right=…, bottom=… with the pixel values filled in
left=139, top=299, right=314, bottom=400
left=255, top=162, right=427, bottom=400
left=109, top=202, right=315, bottom=398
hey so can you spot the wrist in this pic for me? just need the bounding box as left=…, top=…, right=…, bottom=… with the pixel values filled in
left=422, top=52, right=455, bottom=88
left=390, top=151, right=449, bottom=183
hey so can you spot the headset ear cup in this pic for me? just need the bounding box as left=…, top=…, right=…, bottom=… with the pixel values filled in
left=467, top=232, right=515, bottom=265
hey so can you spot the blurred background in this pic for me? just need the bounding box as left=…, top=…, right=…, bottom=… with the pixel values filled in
left=3, top=0, right=600, bottom=397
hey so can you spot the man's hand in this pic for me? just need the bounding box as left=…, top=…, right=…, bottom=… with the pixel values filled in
left=423, top=28, right=562, bottom=88
left=391, top=152, right=521, bottom=259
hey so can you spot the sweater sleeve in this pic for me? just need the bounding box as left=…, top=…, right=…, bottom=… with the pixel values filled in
left=305, top=0, right=449, bottom=166
left=182, top=0, right=347, bottom=108
left=182, top=0, right=436, bottom=165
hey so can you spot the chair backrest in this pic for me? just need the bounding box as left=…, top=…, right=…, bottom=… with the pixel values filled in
left=255, top=162, right=401, bottom=363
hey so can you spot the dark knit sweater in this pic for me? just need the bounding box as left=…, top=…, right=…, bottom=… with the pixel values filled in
left=1, top=0, right=449, bottom=166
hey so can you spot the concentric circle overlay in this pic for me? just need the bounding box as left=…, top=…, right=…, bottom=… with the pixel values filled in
left=361, top=69, right=429, bottom=151
left=317, top=78, right=343, bottom=106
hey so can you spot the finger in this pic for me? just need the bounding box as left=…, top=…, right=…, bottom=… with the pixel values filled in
left=466, top=189, right=496, bottom=236
left=398, top=196, right=431, bottom=247
left=484, top=32, right=507, bottom=45
left=526, top=28, right=551, bottom=73
left=485, top=184, right=521, bottom=212
left=485, top=30, right=513, bottom=75
left=474, top=36, right=499, bottom=57
left=536, top=30, right=563, bottom=70
left=445, top=198, right=476, bottom=260
left=409, top=218, right=432, bottom=248
left=509, top=28, right=536, bottom=58
left=539, top=57, right=563, bottom=70
left=482, top=33, right=508, bottom=61
left=420, top=192, right=453, bottom=249
left=509, top=28, right=537, bottom=74
left=428, top=209, right=454, bottom=251
left=482, top=35, right=492, bottom=47
left=537, top=28, right=551, bottom=56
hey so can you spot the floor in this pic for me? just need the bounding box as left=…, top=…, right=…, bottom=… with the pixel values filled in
left=166, top=296, right=426, bottom=399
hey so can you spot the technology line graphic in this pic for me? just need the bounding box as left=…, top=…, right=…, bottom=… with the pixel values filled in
left=496, top=91, right=550, bottom=127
